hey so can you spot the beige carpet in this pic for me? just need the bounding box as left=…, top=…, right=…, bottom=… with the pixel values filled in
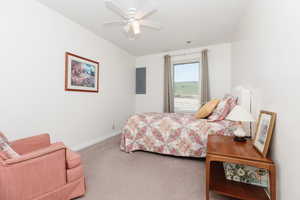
left=78, top=134, right=232, bottom=200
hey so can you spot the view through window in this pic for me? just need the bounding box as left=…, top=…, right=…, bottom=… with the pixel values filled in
left=173, top=62, right=200, bottom=113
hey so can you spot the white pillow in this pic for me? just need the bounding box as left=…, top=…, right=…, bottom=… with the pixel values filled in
left=0, top=132, right=20, bottom=159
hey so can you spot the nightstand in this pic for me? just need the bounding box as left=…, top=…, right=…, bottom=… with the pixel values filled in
left=206, top=135, right=276, bottom=200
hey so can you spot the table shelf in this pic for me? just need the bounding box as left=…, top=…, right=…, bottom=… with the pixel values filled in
left=206, top=135, right=276, bottom=200
left=210, top=162, right=269, bottom=200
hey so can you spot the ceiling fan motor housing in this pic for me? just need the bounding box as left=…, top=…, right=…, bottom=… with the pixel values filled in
left=128, top=7, right=137, bottom=19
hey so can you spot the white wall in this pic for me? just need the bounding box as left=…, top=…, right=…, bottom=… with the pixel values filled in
left=231, top=0, right=300, bottom=198
left=135, top=43, right=232, bottom=113
left=0, top=0, right=135, bottom=150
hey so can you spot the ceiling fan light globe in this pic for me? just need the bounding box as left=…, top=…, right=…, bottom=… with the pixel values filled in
left=131, top=20, right=141, bottom=35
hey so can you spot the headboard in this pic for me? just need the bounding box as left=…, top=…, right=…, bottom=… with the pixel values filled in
left=232, top=86, right=252, bottom=137
left=232, top=86, right=252, bottom=113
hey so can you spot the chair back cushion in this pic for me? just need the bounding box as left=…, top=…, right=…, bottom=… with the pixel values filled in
left=0, top=132, right=20, bottom=159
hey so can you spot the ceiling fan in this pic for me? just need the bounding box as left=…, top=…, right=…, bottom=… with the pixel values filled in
left=104, top=0, right=162, bottom=40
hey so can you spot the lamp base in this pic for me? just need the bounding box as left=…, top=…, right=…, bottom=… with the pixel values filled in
left=234, top=136, right=247, bottom=142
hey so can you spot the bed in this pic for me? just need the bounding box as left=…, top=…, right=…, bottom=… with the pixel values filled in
left=120, top=87, right=251, bottom=158
left=120, top=112, right=236, bottom=157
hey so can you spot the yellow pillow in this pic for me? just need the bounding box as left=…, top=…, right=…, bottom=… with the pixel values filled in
left=195, top=99, right=220, bottom=119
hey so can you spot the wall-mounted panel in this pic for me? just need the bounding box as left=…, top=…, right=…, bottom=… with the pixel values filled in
left=136, top=67, right=146, bottom=94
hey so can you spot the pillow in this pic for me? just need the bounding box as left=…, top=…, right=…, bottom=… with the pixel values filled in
left=208, top=95, right=237, bottom=121
left=195, top=99, right=220, bottom=119
left=0, top=132, right=8, bottom=143
left=223, top=94, right=238, bottom=111
left=0, top=132, right=20, bottom=160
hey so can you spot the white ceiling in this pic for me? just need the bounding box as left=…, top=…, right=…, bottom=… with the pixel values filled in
left=37, top=0, right=249, bottom=56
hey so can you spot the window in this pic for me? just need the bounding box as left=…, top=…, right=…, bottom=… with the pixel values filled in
left=173, top=62, right=200, bottom=113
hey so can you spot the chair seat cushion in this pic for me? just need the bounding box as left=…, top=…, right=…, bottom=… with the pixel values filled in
left=67, top=165, right=84, bottom=183
left=66, top=149, right=81, bottom=169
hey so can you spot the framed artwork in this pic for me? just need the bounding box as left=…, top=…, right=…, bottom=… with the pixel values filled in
left=253, top=111, right=276, bottom=157
left=65, top=52, right=99, bottom=93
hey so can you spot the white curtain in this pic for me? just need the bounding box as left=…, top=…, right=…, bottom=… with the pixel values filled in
left=201, top=49, right=210, bottom=105
left=163, top=55, right=174, bottom=113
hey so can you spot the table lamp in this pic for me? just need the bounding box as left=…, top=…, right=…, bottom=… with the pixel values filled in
left=226, top=105, right=255, bottom=142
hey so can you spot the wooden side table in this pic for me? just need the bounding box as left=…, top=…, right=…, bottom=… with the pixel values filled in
left=206, top=135, right=276, bottom=200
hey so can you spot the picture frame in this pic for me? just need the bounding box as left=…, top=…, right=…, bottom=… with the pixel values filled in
left=65, top=52, right=99, bottom=93
left=253, top=110, right=276, bottom=157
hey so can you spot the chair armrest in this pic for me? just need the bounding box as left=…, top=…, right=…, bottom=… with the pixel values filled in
left=0, top=142, right=67, bottom=200
left=10, top=133, right=51, bottom=155
left=4, top=142, right=65, bottom=165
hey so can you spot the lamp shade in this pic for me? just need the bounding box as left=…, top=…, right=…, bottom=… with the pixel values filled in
left=226, top=105, right=255, bottom=122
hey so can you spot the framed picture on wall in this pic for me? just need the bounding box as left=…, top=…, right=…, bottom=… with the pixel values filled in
left=65, top=52, right=99, bottom=93
left=253, top=110, right=276, bottom=157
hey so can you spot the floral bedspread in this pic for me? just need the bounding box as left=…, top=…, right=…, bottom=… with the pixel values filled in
left=120, top=112, right=236, bottom=158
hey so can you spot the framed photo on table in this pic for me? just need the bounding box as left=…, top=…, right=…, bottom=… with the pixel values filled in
left=253, top=111, right=276, bottom=157
left=65, top=52, right=99, bottom=93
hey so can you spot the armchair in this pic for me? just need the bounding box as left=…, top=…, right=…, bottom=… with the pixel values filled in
left=0, top=134, right=85, bottom=200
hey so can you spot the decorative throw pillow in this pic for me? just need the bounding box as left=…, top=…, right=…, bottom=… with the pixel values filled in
left=223, top=94, right=238, bottom=111
left=208, top=95, right=237, bottom=121
left=195, top=99, right=220, bottom=119
left=0, top=132, right=20, bottom=159
left=0, top=132, right=8, bottom=143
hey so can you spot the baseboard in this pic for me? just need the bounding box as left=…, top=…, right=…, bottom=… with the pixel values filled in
left=71, top=130, right=121, bottom=151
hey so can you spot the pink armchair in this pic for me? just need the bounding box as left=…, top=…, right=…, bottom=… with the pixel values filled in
left=0, top=134, right=85, bottom=200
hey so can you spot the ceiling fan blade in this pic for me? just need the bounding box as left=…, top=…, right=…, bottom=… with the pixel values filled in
left=140, top=20, right=162, bottom=30
left=103, top=20, right=126, bottom=26
left=136, top=8, right=158, bottom=20
left=105, top=0, right=128, bottom=19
